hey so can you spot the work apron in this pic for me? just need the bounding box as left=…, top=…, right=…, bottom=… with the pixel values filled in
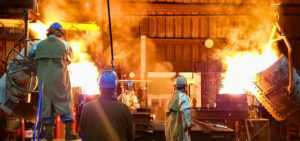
left=35, top=37, right=72, bottom=118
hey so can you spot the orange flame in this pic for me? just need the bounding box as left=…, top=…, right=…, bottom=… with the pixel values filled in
left=29, top=21, right=100, bottom=95
left=68, top=40, right=100, bottom=94
left=29, top=21, right=48, bottom=39
left=219, top=43, right=278, bottom=95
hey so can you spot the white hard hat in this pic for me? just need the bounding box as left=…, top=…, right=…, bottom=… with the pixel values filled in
left=174, top=76, right=187, bottom=87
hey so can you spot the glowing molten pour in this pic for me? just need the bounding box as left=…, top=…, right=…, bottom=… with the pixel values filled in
left=219, top=44, right=278, bottom=95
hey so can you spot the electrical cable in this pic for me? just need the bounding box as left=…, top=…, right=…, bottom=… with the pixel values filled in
left=33, top=81, right=43, bottom=141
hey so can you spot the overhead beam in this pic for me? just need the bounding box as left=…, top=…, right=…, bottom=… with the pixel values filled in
left=0, top=19, right=24, bottom=28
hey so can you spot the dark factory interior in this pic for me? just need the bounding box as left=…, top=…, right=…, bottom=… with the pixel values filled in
left=0, top=0, right=300, bottom=141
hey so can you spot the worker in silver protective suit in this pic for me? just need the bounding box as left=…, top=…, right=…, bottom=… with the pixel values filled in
left=165, top=76, right=191, bottom=141
left=118, top=81, right=138, bottom=112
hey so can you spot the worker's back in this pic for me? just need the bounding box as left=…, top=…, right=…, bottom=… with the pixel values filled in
left=80, top=96, right=135, bottom=141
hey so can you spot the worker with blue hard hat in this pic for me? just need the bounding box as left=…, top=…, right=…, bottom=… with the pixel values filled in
left=98, top=72, right=117, bottom=88
left=29, top=22, right=79, bottom=140
left=118, top=80, right=139, bottom=112
left=80, top=71, right=135, bottom=141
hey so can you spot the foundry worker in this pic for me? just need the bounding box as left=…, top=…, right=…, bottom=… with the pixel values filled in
left=118, top=80, right=139, bottom=112
left=80, top=71, right=135, bottom=141
left=29, top=22, right=79, bottom=140
left=165, top=76, right=192, bottom=141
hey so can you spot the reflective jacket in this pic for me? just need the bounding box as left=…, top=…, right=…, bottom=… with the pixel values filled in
left=165, top=90, right=191, bottom=141
left=118, top=91, right=138, bottom=111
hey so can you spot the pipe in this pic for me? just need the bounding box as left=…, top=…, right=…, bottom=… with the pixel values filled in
left=33, top=81, right=43, bottom=141
left=107, top=0, right=114, bottom=69
left=274, top=22, right=293, bottom=93
left=140, top=36, right=146, bottom=81
left=23, top=9, right=29, bottom=57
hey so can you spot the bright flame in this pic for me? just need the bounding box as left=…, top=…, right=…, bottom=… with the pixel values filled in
left=219, top=44, right=278, bottom=95
left=29, top=21, right=100, bottom=95
left=68, top=40, right=100, bottom=95
left=29, top=21, right=49, bottom=39
left=68, top=61, right=100, bottom=94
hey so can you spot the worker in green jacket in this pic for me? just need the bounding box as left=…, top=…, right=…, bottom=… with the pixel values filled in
left=29, top=22, right=79, bottom=140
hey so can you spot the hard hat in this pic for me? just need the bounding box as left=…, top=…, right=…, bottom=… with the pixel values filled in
left=174, top=76, right=187, bottom=87
left=50, top=22, right=63, bottom=32
left=98, top=72, right=117, bottom=88
left=125, top=81, right=133, bottom=90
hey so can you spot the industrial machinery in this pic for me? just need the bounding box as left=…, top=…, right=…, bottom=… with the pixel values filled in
left=191, top=94, right=248, bottom=120
left=255, top=55, right=300, bottom=121
left=0, top=39, right=38, bottom=114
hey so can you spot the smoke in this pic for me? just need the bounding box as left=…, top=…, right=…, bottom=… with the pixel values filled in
left=213, top=1, right=279, bottom=61
left=215, top=1, right=281, bottom=94
left=39, top=0, right=175, bottom=78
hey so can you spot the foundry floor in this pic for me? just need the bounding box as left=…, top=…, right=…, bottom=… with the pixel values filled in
left=53, top=139, right=81, bottom=141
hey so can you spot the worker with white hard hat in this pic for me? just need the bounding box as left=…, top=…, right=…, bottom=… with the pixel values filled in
left=165, top=76, right=191, bottom=141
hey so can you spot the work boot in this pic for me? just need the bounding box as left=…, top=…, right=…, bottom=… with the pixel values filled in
left=44, top=124, right=53, bottom=141
left=65, top=121, right=79, bottom=140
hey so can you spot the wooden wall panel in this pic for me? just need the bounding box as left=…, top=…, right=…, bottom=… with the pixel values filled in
left=174, top=45, right=182, bottom=71
left=175, top=16, right=183, bottom=38
left=0, top=40, right=17, bottom=74
left=200, top=16, right=209, bottom=38
left=191, top=0, right=199, bottom=3
left=157, top=0, right=165, bottom=2
left=0, top=41, right=6, bottom=62
left=166, top=16, right=175, bottom=38
left=183, top=45, right=193, bottom=71
left=209, top=16, right=217, bottom=38
left=157, top=15, right=166, bottom=37
left=199, top=0, right=208, bottom=3
left=175, top=0, right=183, bottom=3
left=192, top=17, right=200, bottom=38
left=236, top=0, right=244, bottom=4
left=295, top=16, right=300, bottom=39
left=216, top=16, right=223, bottom=38
left=166, top=0, right=174, bottom=2
left=209, top=0, right=217, bottom=4
left=175, top=45, right=190, bottom=71
left=140, top=17, right=149, bottom=36
left=295, top=0, right=300, bottom=5
left=183, top=16, right=192, bottom=38
left=192, top=45, right=205, bottom=71
left=149, top=16, right=157, bottom=37
left=166, top=44, right=175, bottom=62
left=183, top=0, right=191, bottom=3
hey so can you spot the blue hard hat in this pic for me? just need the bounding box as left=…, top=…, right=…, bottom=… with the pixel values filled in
left=125, top=80, right=134, bottom=90
left=50, top=22, right=63, bottom=31
left=126, top=81, right=133, bottom=87
left=98, top=72, right=117, bottom=88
